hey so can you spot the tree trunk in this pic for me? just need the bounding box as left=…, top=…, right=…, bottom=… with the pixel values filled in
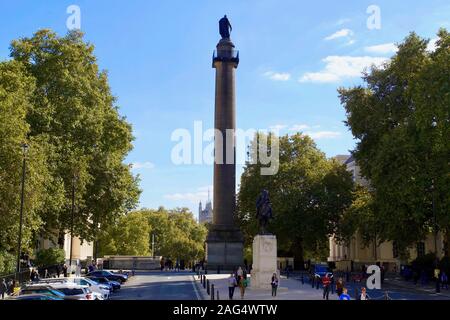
left=292, top=238, right=305, bottom=270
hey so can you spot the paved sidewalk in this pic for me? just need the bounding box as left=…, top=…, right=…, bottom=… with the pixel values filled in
left=195, top=274, right=333, bottom=300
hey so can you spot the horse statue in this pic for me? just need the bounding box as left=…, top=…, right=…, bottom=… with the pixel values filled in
left=256, top=189, right=274, bottom=235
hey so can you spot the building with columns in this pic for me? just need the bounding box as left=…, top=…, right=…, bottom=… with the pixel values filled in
left=329, top=155, right=445, bottom=272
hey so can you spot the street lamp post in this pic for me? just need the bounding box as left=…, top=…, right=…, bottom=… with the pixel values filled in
left=152, top=234, right=156, bottom=259
left=69, top=174, right=77, bottom=273
left=16, top=143, right=29, bottom=281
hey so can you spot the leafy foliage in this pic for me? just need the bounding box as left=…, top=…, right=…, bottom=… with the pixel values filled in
left=34, top=248, right=66, bottom=267
left=339, top=29, right=450, bottom=256
left=237, top=133, right=354, bottom=267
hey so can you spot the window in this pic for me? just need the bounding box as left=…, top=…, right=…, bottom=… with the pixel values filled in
left=416, top=242, right=425, bottom=258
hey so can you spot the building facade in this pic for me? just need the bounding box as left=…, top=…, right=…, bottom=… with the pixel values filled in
left=198, top=197, right=213, bottom=224
left=329, top=155, right=445, bottom=272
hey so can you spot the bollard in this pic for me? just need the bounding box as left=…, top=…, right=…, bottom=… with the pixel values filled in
left=203, top=276, right=206, bottom=289
left=200, top=274, right=203, bottom=283
left=207, top=280, right=210, bottom=295
left=211, top=284, right=215, bottom=300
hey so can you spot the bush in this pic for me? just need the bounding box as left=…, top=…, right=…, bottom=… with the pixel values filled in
left=34, top=248, right=65, bottom=267
left=0, top=251, right=15, bottom=275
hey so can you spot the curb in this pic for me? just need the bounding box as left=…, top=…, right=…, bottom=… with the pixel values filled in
left=191, top=275, right=206, bottom=300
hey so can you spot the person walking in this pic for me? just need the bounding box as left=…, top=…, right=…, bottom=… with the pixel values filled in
left=434, top=267, right=441, bottom=293
left=56, top=264, right=61, bottom=278
left=238, top=276, right=247, bottom=299
left=0, top=279, right=7, bottom=299
left=271, top=273, right=279, bottom=297
left=75, top=262, right=82, bottom=277
left=441, top=271, right=448, bottom=290
left=44, top=269, right=49, bottom=279
left=63, top=264, right=68, bottom=277
left=322, top=273, right=331, bottom=300
left=339, top=288, right=351, bottom=300
left=30, top=268, right=37, bottom=282
left=360, top=287, right=370, bottom=300
left=228, top=273, right=237, bottom=300
left=336, top=277, right=344, bottom=297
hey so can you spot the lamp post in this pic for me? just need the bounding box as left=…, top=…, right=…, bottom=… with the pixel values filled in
left=16, top=143, right=29, bottom=281
left=69, top=173, right=78, bottom=273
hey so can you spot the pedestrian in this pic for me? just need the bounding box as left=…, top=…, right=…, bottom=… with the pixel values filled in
left=56, top=264, right=61, bottom=278
left=75, top=262, right=82, bottom=277
left=228, top=273, right=237, bottom=300
left=441, top=271, right=448, bottom=290
left=44, top=269, right=49, bottom=279
left=237, top=266, right=243, bottom=278
left=434, top=267, right=441, bottom=293
left=0, top=279, right=7, bottom=299
left=238, top=276, right=247, bottom=299
left=63, top=264, right=68, bottom=277
left=330, top=273, right=335, bottom=294
left=339, top=288, right=351, bottom=300
left=336, top=277, right=344, bottom=297
left=360, top=287, right=370, bottom=300
left=30, top=268, right=37, bottom=282
left=271, top=273, right=279, bottom=297
left=322, top=273, right=331, bottom=300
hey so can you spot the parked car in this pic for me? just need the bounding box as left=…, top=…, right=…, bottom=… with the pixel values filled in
left=37, top=277, right=110, bottom=299
left=87, top=270, right=127, bottom=283
left=14, top=294, right=64, bottom=300
left=86, top=276, right=121, bottom=292
left=47, top=282, right=94, bottom=300
left=20, top=285, right=67, bottom=299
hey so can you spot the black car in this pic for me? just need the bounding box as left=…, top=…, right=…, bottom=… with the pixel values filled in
left=87, top=276, right=121, bottom=291
left=87, top=270, right=127, bottom=284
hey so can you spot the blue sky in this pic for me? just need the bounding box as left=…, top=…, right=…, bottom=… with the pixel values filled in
left=1, top=0, right=448, bottom=216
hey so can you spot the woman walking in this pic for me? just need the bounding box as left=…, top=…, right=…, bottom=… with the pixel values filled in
left=336, top=277, right=344, bottom=297
left=271, top=273, right=279, bottom=297
left=238, top=276, right=247, bottom=299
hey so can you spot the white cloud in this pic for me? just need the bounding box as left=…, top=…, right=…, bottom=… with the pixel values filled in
left=289, top=124, right=310, bottom=131
left=305, top=131, right=342, bottom=139
left=345, top=39, right=356, bottom=46
left=299, top=55, right=389, bottom=83
left=164, top=185, right=213, bottom=204
left=325, top=28, right=354, bottom=41
left=427, top=38, right=439, bottom=52
left=269, top=124, right=287, bottom=131
left=365, top=43, right=398, bottom=54
left=264, top=71, right=291, bottom=81
left=131, top=162, right=155, bottom=170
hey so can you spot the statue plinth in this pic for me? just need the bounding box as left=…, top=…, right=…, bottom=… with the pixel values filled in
left=251, top=235, right=279, bottom=289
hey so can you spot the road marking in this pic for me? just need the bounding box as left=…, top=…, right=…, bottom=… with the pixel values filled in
left=191, top=275, right=201, bottom=300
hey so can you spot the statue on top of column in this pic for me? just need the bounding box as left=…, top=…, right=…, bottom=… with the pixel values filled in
left=219, top=15, right=232, bottom=39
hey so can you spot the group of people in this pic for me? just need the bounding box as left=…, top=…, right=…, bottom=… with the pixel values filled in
left=227, top=266, right=279, bottom=300
left=227, top=266, right=250, bottom=300
left=0, top=279, right=16, bottom=299
left=319, top=273, right=369, bottom=301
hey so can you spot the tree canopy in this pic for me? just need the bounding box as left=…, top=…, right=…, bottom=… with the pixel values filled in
left=237, top=133, right=354, bottom=267
left=338, top=29, right=450, bottom=256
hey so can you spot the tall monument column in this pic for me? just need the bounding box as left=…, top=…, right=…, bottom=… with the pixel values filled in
left=206, top=16, right=243, bottom=270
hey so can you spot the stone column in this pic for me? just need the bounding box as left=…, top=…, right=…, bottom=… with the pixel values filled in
left=205, top=38, right=243, bottom=270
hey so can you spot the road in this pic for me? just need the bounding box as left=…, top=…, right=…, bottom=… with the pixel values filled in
left=111, top=271, right=201, bottom=300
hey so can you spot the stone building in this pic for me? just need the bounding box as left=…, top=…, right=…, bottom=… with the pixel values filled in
left=198, top=191, right=213, bottom=224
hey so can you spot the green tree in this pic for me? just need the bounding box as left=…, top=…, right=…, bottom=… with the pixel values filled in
left=237, top=133, right=354, bottom=268
left=339, top=29, right=450, bottom=256
left=34, top=248, right=65, bottom=267
left=9, top=29, right=141, bottom=245
left=0, top=60, right=52, bottom=270
left=97, top=211, right=151, bottom=257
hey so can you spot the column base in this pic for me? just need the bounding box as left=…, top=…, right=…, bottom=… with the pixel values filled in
left=206, top=225, right=243, bottom=270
